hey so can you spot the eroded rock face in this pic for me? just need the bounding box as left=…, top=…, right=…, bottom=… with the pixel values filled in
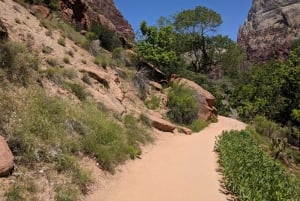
left=0, top=136, right=14, bottom=177
left=238, top=0, right=300, bottom=64
left=171, top=76, right=217, bottom=121
left=59, top=0, right=134, bottom=38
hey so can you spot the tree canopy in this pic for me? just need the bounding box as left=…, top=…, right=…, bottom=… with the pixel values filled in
left=137, top=6, right=244, bottom=78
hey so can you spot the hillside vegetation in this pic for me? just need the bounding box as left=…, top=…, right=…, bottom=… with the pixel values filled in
left=0, top=0, right=299, bottom=200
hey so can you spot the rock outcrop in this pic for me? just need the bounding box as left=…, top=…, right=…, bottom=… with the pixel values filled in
left=59, top=0, right=134, bottom=38
left=170, top=76, right=217, bottom=121
left=238, top=0, right=300, bottom=64
left=150, top=115, right=176, bottom=133
left=0, top=136, right=14, bottom=177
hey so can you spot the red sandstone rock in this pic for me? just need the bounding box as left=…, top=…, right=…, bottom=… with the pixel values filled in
left=0, top=136, right=14, bottom=177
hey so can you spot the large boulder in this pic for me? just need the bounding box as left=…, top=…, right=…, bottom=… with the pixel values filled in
left=170, top=75, right=217, bottom=121
left=0, top=136, right=14, bottom=177
left=149, top=115, right=176, bottom=133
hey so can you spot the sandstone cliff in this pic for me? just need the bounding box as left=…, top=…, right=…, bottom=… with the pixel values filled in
left=59, top=0, right=134, bottom=38
left=238, top=0, right=300, bottom=64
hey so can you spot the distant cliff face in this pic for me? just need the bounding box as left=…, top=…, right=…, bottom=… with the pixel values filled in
left=59, top=0, right=134, bottom=38
left=238, top=0, right=300, bottom=64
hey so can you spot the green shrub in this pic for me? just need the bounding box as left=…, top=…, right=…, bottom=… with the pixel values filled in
left=253, top=115, right=279, bottom=138
left=0, top=41, right=38, bottom=86
left=5, top=185, right=24, bottom=201
left=41, top=67, right=64, bottom=86
left=66, top=82, right=87, bottom=100
left=89, top=23, right=121, bottom=51
left=79, top=102, right=129, bottom=172
left=63, top=68, right=77, bottom=80
left=55, top=184, right=79, bottom=201
left=71, top=167, right=92, bottom=194
left=58, top=37, right=66, bottom=47
left=123, top=114, right=152, bottom=146
left=139, top=113, right=152, bottom=128
left=46, top=57, right=58, bottom=67
left=215, top=130, right=300, bottom=201
left=63, top=56, right=70, bottom=64
left=144, top=95, right=160, bottom=110
left=188, top=119, right=208, bottom=132
left=8, top=90, right=79, bottom=165
left=167, top=83, right=199, bottom=125
left=42, top=45, right=53, bottom=54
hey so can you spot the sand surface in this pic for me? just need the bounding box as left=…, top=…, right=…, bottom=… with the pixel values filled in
left=86, top=116, right=246, bottom=201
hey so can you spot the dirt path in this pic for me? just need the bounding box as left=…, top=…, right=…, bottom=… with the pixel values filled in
left=85, top=116, right=246, bottom=201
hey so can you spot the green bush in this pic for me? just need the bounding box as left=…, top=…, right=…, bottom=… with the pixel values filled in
left=144, top=95, right=160, bottom=110
left=66, top=82, right=88, bottom=100
left=188, top=119, right=208, bottom=132
left=167, top=83, right=199, bottom=125
left=58, top=37, right=66, bottom=46
left=0, top=41, right=38, bottom=86
left=55, top=184, right=79, bottom=201
left=8, top=90, right=80, bottom=165
left=253, top=115, right=279, bottom=138
left=89, top=23, right=121, bottom=51
left=215, top=130, right=300, bottom=201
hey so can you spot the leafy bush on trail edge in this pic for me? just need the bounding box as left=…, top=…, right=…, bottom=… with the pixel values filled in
left=215, top=130, right=300, bottom=201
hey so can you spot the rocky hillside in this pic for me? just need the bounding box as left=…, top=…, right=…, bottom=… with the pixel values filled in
left=0, top=0, right=217, bottom=200
left=238, top=0, right=300, bottom=64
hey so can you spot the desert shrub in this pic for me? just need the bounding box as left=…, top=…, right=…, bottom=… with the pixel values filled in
left=133, top=67, right=150, bottom=100
left=139, top=113, right=152, bottom=128
left=63, top=68, right=77, bottom=80
left=46, top=57, right=58, bottom=67
left=58, top=37, right=66, bottom=46
left=42, top=45, right=53, bottom=54
left=8, top=91, right=78, bottom=164
left=55, top=184, right=79, bottom=201
left=71, top=167, right=92, bottom=194
left=215, top=130, right=300, bottom=201
left=0, top=41, right=38, bottom=86
left=144, top=95, right=160, bottom=110
left=89, top=23, right=121, bottom=51
left=5, top=185, right=24, bottom=201
left=82, top=72, right=92, bottom=85
left=23, top=0, right=59, bottom=10
left=253, top=115, right=279, bottom=138
left=41, top=67, right=64, bottom=86
left=167, top=83, right=199, bottom=125
left=188, top=119, right=208, bottom=132
left=79, top=102, right=129, bottom=172
left=39, top=16, right=88, bottom=48
left=63, top=56, right=70, bottom=64
left=123, top=114, right=152, bottom=146
left=66, top=82, right=87, bottom=100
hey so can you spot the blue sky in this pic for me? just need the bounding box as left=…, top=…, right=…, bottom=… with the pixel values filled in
left=114, top=0, right=252, bottom=41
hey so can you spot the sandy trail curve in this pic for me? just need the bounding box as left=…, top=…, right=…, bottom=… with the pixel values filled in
left=86, top=116, right=246, bottom=201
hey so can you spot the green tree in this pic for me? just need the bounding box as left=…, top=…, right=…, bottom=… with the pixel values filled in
left=173, top=6, right=222, bottom=73
left=138, top=21, right=184, bottom=76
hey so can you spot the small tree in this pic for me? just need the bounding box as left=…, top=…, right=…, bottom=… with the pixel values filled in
left=173, top=6, right=222, bottom=73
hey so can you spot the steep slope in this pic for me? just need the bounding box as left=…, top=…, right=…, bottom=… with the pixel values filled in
left=238, top=0, right=300, bottom=64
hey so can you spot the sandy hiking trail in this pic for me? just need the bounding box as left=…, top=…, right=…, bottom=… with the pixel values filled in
left=85, top=116, right=246, bottom=201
